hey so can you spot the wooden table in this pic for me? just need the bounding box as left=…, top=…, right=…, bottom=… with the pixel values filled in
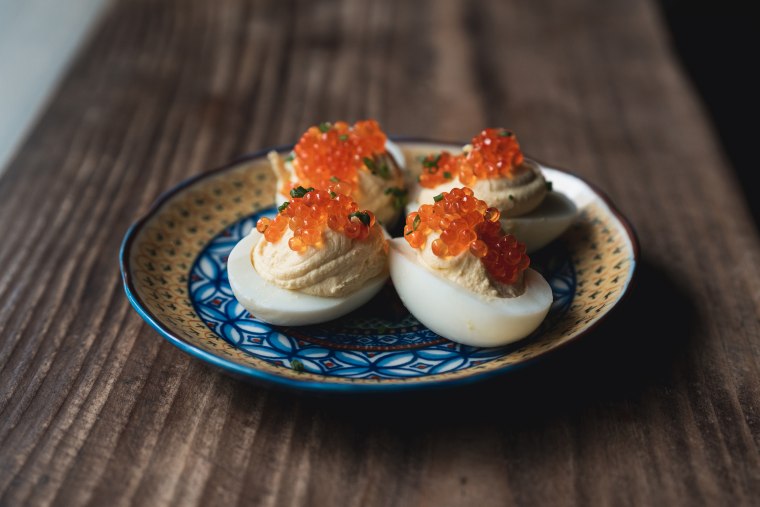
left=1, top=0, right=758, bottom=505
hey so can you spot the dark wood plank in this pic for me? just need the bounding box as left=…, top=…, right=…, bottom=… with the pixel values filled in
left=1, top=0, right=759, bottom=505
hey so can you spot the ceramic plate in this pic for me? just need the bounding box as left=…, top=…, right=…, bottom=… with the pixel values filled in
left=120, top=140, right=638, bottom=392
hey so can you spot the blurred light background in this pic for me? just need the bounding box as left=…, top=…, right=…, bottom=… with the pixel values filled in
left=0, top=0, right=110, bottom=171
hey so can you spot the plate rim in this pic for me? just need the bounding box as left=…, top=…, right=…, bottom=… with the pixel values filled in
left=120, top=137, right=641, bottom=393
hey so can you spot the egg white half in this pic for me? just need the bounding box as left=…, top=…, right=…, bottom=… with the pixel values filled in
left=500, top=191, right=577, bottom=253
left=228, top=230, right=388, bottom=326
left=388, top=238, right=552, bottom=347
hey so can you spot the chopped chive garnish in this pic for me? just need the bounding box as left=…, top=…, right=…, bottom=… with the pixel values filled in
left=363, top=157, right=377, bottom=171
left=384, top=187, right=406, bottom=196
left=284, top=152, right=295, bottom=162
left=339, top=134, right=349, bottom=141
left=422, top=154, right=442, bottom=169
left=545, top=181, right=553, bottom=192
left=349, top=211, right=371, bottom=226
left=508, top=194, right=515, bottom=201
left=443, top=171, right=452, bottom=179
left=499, top=130, right=513, bottom=137
left=363, top=156, right=391, bottom=179
left=290, top=186, right=314, bottom=198
left=318, top=122, right=331, bottom=133
left=291, top=359, right=304, bottom=372
left=329, top=190, right=337, bottom=198
left=433, top=193, right=444, bottom=202
left=277, top=201, right=290, bottom=212
left=412, top=214, right=421, bottom=230
left=330, top=176, right=340, bottom=182
left=384, top=187, right=408, bottom=210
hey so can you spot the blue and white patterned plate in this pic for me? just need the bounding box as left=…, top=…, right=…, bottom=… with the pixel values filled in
left=120, top=140, right=638, bottom=392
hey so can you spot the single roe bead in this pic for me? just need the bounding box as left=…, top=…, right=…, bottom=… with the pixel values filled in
left=256, top=217, right=271, bottom=233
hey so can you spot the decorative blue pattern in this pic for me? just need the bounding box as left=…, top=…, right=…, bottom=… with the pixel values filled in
left=189, top=209, right=576, bottom=380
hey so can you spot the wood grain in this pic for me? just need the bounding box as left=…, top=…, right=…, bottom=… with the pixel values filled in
left=1, top=0, right=759, bottom=505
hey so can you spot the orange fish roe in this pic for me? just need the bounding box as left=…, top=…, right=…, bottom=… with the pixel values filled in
left=256, top=186, right=376, bottom=252
left=290, top=120, right=388, bottom=195
left=404, top=187, right=529, bottom=285
left=417, top=129, right=525, bottom=188
left=418, top=151, right=459, bottom=188
left=458, top=128, right=525, bottom=186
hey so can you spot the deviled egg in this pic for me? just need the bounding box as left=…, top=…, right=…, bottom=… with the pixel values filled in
left=390, top=188, right=552, bottom=347
left=408, top=129, right=577, bottom=252
left=269, top=120, right=407, bottom=226
left=228, top=186, right=388, bottom=326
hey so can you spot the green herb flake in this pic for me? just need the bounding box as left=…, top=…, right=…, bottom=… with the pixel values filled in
left=384, top=187, right=408, bottom=210
left=285, top=152, right=295, bottom=162
left=363, top=156, right=391, bottom=180
left=291, top=359, right=305, bottom=373
left=433, top=193, right=444, bottom=202
left=330, top=176, right=340, bottom=183
left=318, top=122, right=331, bottom=133
left=508, top=194, right=515, bottom=201
left=349, top=211, right=371, bottom=226
left=545, top=180, right=553, bottom=192
left=363, top=157, right=377, bottom=171
left=277, top=201, right=290, bottom=213
left=339, top=134, right=349, bottom=141
left=499, top=130, right=513, bottom=137
left=290, top=186, right=315, bottom=198
left=443, top=171, right=452, bottom=179
left=422, top=154, right=442, bottom=169
left=412, top=214, right=421, bottom=231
